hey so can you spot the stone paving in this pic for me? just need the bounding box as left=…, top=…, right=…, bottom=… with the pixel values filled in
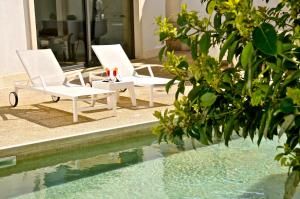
left=0, top=55, right=188, bottom=155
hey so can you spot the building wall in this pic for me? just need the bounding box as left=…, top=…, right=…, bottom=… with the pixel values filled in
left=134, top=0, right=165, bottom=59
left=0, top=0, right=280, bottom=86
left=0, top=0, right=29, bottom=78
left=181, top=0, right=208, bottom=17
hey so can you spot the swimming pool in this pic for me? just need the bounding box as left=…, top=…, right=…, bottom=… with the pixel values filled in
left=0, top=134, right=299, bottom=199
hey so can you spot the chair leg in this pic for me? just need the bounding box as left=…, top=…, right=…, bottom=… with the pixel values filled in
left=91, top=94, right=96, bottom=106
left=149, top=85, right=154, bottom=107
left=128, top=86, right=137, bottom=106
left=116, top=90, right=120, bottom=101
left=110, top=93, right=117, bottom=116
left=73, top=97, right=78, bottom=122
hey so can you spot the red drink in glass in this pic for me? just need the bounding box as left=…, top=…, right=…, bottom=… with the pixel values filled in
left=105, top=68, right=110, bottom=77
left=113, top=67, right=118, bottom=77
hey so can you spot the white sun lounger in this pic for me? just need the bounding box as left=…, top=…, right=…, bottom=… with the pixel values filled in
left=9, top=49, right=116, bottom=122
left=92, top=44, right=176, bottom=106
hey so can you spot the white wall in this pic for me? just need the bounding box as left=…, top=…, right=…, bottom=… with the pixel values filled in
left=0, top=0, right=281, bottom=81
left=0, top=0, right=28, bottom=77
left=134, top=0, right=165, bottom=59
left=182, top=0, right=218, bottom=56
left=165, top=0, right=181, bottom=22
left=182, top=0, right=208, bottom=18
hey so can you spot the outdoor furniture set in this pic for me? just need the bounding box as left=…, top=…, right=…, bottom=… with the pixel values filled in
left=8, top=44, right=175, bottom=122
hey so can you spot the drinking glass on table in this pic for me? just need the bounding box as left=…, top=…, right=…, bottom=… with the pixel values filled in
left=105, top=67, right=110, bottom=80
left=113, top=67, right=118, bottom=82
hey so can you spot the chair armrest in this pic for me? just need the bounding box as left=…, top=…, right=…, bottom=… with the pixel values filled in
left=134, top=65, right=155, bottom=77
left=31, top=76, right=47, bottom=89
left=88, top=70, right=106, bottom=83
left=64, top=71, right=85, bottom=86
left=14, top=80, right=31, bottom=88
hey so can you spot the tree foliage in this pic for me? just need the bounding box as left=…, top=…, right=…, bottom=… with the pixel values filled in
left=153, top=0, right=300, bottom=198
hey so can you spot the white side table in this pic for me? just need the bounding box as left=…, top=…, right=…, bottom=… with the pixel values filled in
left=92, top=80, right=137, bottom=106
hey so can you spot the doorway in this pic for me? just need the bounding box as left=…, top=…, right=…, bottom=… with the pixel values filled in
left=34, top=0, right=134, bottom=69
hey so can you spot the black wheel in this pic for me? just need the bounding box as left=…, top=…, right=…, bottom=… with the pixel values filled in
left=9, top=92, right=18, bottom=107
left=51, top=96, right=60, bottom=102
left=86, top=82, right=92, bottom=87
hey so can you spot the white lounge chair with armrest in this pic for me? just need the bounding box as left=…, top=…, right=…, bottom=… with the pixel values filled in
left=91, top=44, right=176, bottom=107
left=9, top=49, right=116, bottom=122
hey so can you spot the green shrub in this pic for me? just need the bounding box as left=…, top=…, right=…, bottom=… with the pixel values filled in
left=153, top=0, right=300, bottom=198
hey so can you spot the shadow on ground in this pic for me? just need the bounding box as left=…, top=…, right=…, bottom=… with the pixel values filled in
left=110, top=96, right=168, bottom=110
left=0, top=104, right=96, bottom=128
left=0, top=96, right=168, bottom=128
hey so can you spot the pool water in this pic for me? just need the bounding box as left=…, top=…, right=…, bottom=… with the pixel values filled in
left=0, top=134, right=299, bottom=199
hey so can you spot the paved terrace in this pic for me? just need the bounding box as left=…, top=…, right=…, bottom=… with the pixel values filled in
left=0, top=54, right=192, bottom=158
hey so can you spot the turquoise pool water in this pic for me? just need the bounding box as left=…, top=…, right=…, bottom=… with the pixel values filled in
left=0, top=135, right=299, bottom=199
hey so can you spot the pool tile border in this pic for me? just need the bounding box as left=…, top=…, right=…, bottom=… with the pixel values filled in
left=0, top=120, right=158, bottom=160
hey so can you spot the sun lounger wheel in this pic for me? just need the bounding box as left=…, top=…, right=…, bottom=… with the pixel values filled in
left=86, top=82, right=92, bottom=87
left=51, top=95, right=60, bottom=102
left=9, top=92, right=18, bottom=107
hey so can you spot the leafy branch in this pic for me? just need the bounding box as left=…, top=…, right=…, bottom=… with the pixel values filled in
left=154, top=0, right=300, bottom=198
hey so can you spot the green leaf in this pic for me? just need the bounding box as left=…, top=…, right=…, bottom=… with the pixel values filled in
left=286, top=87, right=300, bottom=106
left=219, top=32, right=237, bottom=62
left=282, top=59, right=297, bottom=70
left=213, top=12, right=222, bottom=30
left=177, top=15, right=188, bottom=26
left=278, top=114, right=295, bottom=138
left=250, top=90, right=264, bottom=106
left=274, top=153, right=284, bottom=161
left=200, top=92, right=217, bottom=107
left=179, top=36, right=191, bottom=46
left=294, top=47, right=300, bottom=60
left=175, top=81, right=185, bottom=99
left=159, top=32, right=168, bottom=41
left=199, top=32, right=211, bottom=55
left=282, top=70, right=300, bottom=89
left=241, top=42, right=254, bottom=69
left=257, top=111, right=267, bottom=145
left=158, top=46, right=166, bottom=61
left=191, top=38, right=198, bottom=60
left=277, top=40, right=294, bottom=54
left=253, top=23, right=277, bottom=56
left=153, top=111, right=162, bottom=120
left=190, top=125, right=200, bottom=140
left=263, top=109, right=273, bottom=138
left=177, top=60, right=188, bottom=69
left=227, top=40, right=239, bottom=63
left=206, top=0, right=216, bottom=14
left=199, top=126, right=210, bottom=145
left=279, top=98, right=295, bottom=114
left=188, top=86, right=202, bottom=101
left=165, top=77, right=177, bottom=93
left=224, top=117, right=235, bottom=146
left=222, top=72, right=232, bottom=84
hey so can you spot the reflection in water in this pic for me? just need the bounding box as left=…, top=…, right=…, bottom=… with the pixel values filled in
left=0, top=135, right=159, bottom=198
left=43, top=148, right=144, bottom=187
left=0, top=137, right=299, bottom=199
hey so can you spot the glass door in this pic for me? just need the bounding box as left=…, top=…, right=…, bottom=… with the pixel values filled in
left=34, top=0, right=87, bottom=69
left=88, top=0, right=134, bottom=66
left=34, top=0, right=134, bottom=69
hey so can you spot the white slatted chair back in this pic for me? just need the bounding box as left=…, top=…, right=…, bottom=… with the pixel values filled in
left=17, top=49, right=65, bottom=86
left=92, top=44, right=134, bottom=77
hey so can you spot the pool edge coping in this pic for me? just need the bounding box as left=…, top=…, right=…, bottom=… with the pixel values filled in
left=0, top=120, right=159, bottom=159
